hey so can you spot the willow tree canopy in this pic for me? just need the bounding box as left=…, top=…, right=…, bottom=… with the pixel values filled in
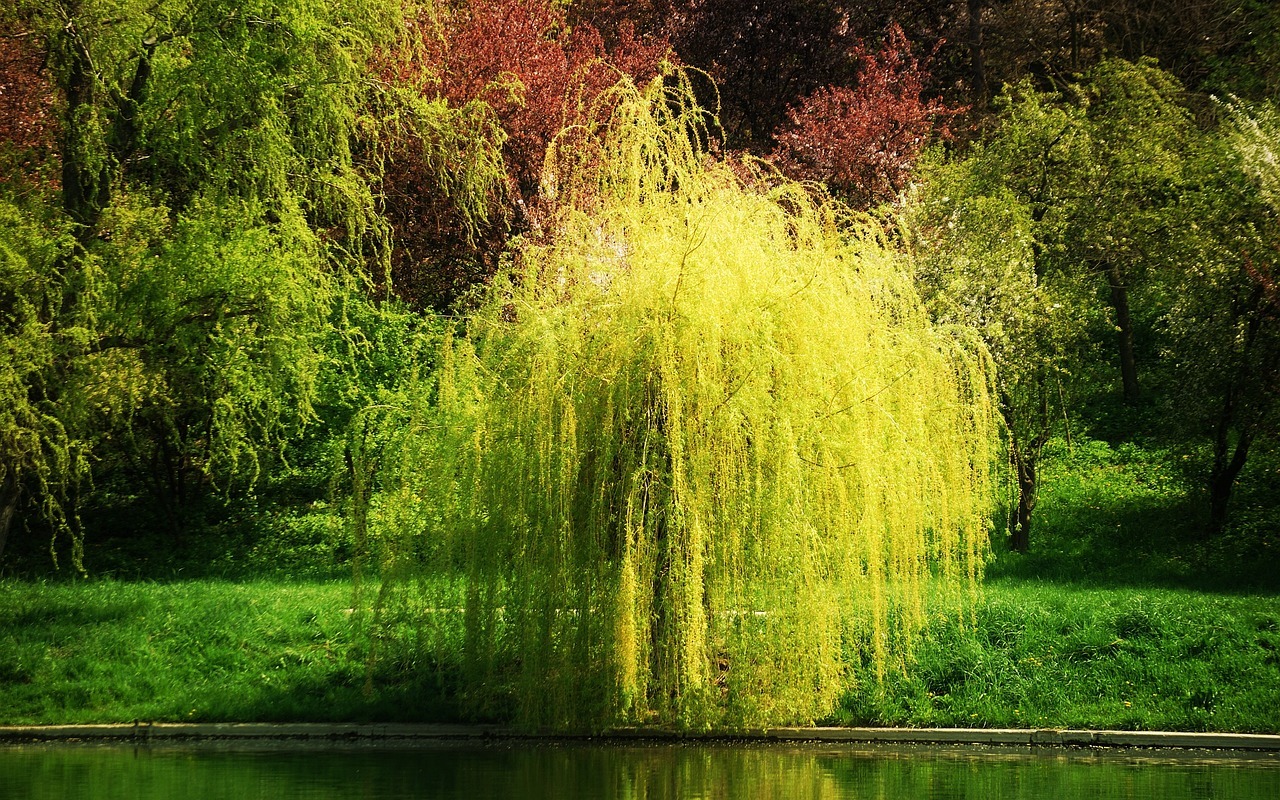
left=356, top=74, right=1002, bottom=730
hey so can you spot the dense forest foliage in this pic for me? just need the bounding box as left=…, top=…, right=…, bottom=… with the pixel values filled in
left=1, top=0, right=1278, bottom=726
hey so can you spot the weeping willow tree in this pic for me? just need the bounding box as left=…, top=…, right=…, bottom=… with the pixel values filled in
left=356, top=73, right=1001, bottom=730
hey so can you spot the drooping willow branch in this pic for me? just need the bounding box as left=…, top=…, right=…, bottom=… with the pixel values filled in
left=354, top=69, right=1003, bottom=731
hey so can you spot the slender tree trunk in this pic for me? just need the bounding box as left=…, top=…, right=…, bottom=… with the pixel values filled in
left=1209, top=422, right=1251, bottom=535
left=57, top=19, right=157, bottom=235
left=1005, top=376, right=1052, bottom=554
left=1107, top=262, right=1140, bottom=405
left=967, top=0, right=988, bottom=106
left=1068, top=3, right=1081, bottom=72
left=1207, top=285, right=1269, bottom=534
left=1010, top=441, right=1037, bottom=554
left=0, top=471, right=18, bottom=564
left=56, top=20, right=109, bottom=235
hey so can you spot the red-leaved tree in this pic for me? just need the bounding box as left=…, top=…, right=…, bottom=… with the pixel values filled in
left=425, top=0, right=669, bottom=194
left=770, top=23, right=959, bottom=208
left=0, top=26, right=56, bottom=158
left=379, top=0, right=670, bottom=308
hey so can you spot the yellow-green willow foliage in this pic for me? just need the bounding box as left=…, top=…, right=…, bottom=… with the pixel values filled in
left=358, top=74, right=1001, bottom=730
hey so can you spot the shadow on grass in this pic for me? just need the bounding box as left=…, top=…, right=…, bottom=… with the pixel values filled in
left=193, top=668, right=473, bottom=725
left=1, top=493, right=354, bottom=585
left=0, top=580, right=151, bottom=630
left=1, top=599, right=148, bottom=631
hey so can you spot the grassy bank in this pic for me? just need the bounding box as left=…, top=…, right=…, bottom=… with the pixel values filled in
left=2, top=577, right=1277, bottom=732
left=837, top=581, right=1280, bottom=733
left=2, top=435, right=1277, bottom=732
left=0, top=579, right=465, bottom=725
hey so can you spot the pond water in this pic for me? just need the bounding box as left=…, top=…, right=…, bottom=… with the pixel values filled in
left=2, top=740, right=1278, bottom=800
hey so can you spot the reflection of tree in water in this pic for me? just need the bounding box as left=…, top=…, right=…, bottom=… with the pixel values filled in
left=3, top=743, right=1279, bottom=799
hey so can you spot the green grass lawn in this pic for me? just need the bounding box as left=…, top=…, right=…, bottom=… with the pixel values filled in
left=835, top=581, right=1280, bottom=733
left=0, top=579, right=464, bottom=725
left=2, top=576, right=1277, bottom=732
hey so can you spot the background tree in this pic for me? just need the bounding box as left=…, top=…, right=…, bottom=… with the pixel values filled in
left=381, top=0, right=670, bottom=309
left=1086, top=0, right=1280, bottom=99
left=914, top=59, right=1279, bottom=541
left=1, top=9, right=65, bottom=561
left=659, top=1, right=973, bottom=150
left=955, top=60, right=1192, bottom=408
left=660, top=0, right=864, bottom=150
left=901, top=58, right=1202, bottom=548
left=904, top=149, right=1090, bottom=552
left=0, top=0, right=504, bottom=560
left=770, top=24, right=959, bottom=208
left=1151, top=102, right=1280, bottom=532
left=0, top=184, right=78, bottom=563
left=1068, top=59, right=1193, bottom=406
left=951, top=1, right=1280, bottom=109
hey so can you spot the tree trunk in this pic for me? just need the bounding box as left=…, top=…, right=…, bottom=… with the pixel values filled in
left=57, top=21, right=109, bottom=234
left=0, top=471, right=18, bottom=564
left=1209, top=423, right=1252, bottom=536
left=1207, top=285, right=1268, bottom=534
left=1067, top=2, right=1082, bottom=72
left=1107, top=262, right=1140, bottom=405
left=57, top=23, right=157, bottom=241
left=1010, top=441, right=1037, bottom=553
left=967, top=0, right=988, bottom=106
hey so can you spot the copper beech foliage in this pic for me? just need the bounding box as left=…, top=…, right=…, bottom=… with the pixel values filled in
left=380, top=0, right=669, bottom=308
left=424, top=0, right=669, bottom=194
left=382, top=3, right=956, bottom=309
left=770, top=24, right=960, bottom=208
left=0, top=30, right=55, bottom=157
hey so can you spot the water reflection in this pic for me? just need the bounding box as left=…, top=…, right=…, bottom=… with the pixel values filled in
left=2, top=741, right=1277, bottom=800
